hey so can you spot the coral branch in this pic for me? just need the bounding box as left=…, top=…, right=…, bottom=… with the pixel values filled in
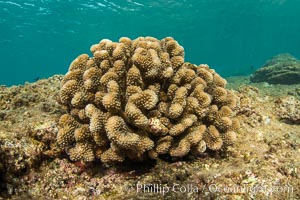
left=57, top=36, right=240, bottom=163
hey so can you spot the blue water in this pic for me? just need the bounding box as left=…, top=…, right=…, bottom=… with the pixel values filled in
left=1, top=0, right=300, bottom=86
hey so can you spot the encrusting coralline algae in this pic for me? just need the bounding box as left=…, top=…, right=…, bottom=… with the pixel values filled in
left=57, top=36, right=240, bottom=163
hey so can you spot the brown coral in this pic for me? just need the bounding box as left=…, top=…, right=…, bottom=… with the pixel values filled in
left=57, top=36, right=240, bottom=163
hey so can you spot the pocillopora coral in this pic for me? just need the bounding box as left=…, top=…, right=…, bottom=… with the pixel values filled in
left=57, top=37, right=240, bottom=163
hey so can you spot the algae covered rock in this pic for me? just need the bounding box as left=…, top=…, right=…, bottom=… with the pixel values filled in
left=57, top=36, right=240, bottom=163
left=250, top=53, right=300, bottom=84
left=275, top=96, right=300, bottom=124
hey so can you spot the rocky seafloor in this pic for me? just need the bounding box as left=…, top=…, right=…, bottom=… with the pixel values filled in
left=0, top=75, right=299, bottom=200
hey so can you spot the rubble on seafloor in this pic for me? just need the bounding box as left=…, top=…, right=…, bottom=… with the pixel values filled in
left=0, top=73, right=299, bottom=199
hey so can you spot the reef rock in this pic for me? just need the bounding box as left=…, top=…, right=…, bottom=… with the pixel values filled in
left=275, top=96, right=300, bottom=124
left=57, top=36, right=240, bottom=163
left=250, top=53, right=300, bottom=84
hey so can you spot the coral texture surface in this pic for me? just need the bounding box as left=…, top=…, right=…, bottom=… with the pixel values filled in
left=57, top=37, right=239, bottom=163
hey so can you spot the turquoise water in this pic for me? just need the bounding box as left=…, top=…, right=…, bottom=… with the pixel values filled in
left=1, top=0, right=300, bottom=86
